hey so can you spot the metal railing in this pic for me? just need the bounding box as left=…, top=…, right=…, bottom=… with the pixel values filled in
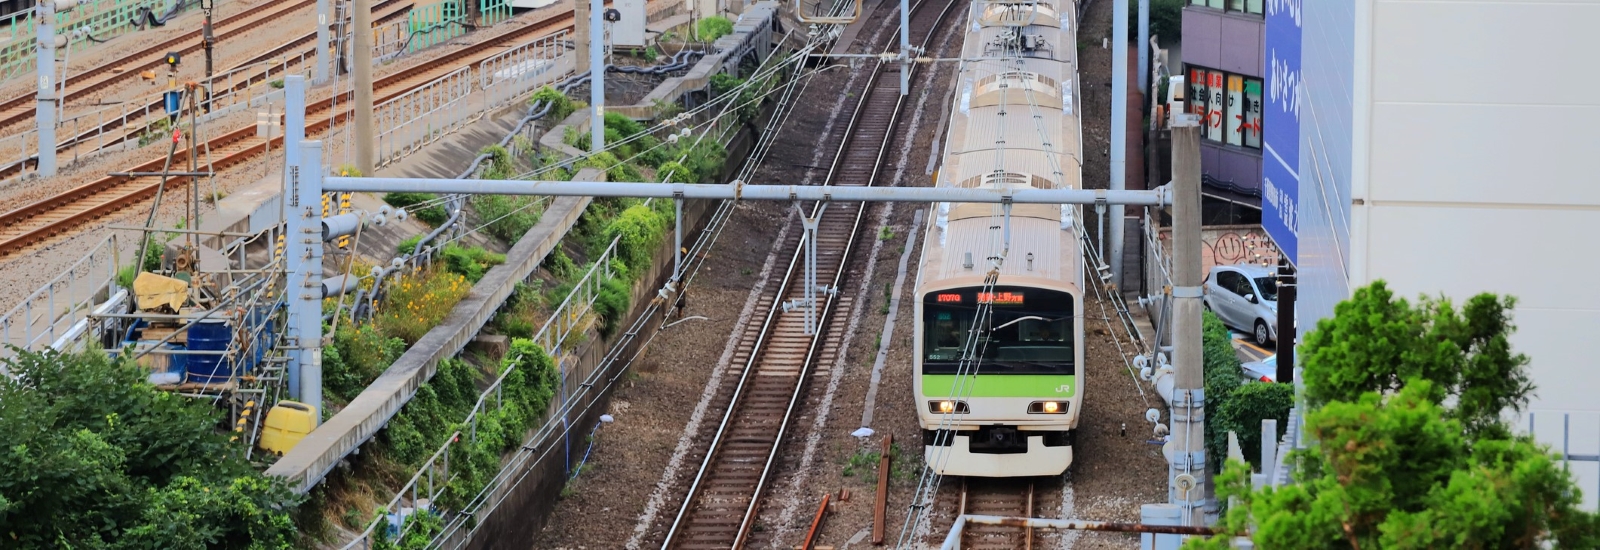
left=374, top=64, right=472, bottom=167
left=373, top=31, right=570, bottom=168
left=0, top=234, right=120, bottom=363
left=477, top=30, right=567, bottom=112
left=531, top=238, right=615, bottom=354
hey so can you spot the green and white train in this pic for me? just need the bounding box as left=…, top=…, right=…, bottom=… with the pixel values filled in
left=914, top=0, right=1083, bottom=477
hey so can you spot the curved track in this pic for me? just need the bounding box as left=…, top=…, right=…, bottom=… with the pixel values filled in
left=0, top=8, right=581, bottom=257
left=0, top=0, right=320, bottom=134
left=657, top=0, right=962, bottom=547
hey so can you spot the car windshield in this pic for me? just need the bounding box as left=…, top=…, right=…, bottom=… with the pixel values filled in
left=1253, top=276, right=1278, bottom=302
left=922, top=286, right=1075, bottom=374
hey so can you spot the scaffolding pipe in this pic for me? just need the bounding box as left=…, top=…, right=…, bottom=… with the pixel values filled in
left=940, top=515, right=1215, bottom=549
left=322, top=178, right=1172, bottom=206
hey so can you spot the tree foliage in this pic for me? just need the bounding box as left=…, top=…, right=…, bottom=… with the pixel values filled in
left=0, top=348, right=300, bottom=548
left=1301, top=280, right=1532, bottom=439
left=1185, top=282, right=1599, bottom=550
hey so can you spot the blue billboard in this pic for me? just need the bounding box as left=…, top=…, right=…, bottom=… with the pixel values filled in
left=1262, top=0, right=1301, bottom=264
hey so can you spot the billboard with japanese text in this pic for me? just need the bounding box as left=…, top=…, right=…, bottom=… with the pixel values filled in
left=1262, top=0, right=1301, bottom=263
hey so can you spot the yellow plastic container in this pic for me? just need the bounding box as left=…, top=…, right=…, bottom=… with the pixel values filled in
left=259, top=401, right=318, bottom=456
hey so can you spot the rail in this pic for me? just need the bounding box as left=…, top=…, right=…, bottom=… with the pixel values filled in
left=0, top=0, right=188, bottom=84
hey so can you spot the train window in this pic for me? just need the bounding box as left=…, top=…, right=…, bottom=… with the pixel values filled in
left=921, top=287, right=1076, bottom=374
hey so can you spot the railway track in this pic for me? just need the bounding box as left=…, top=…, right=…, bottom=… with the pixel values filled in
left=956, top=478, right=1037, bottom=550
left=0, top=0, right=416, bottom=179
left=0, top=0, right=320, bottom=134
left=0, top=7, right=583, bottom=257
left=657, top=0, right=962, bottom=547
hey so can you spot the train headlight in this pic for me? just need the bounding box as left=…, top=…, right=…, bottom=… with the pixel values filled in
left=1029, top=401, right=1069, bottom=414
left=928, top=400, right=969, bottom=414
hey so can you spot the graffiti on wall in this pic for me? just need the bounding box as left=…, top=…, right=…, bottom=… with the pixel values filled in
left=1157, top=225, right=1281, bottom=276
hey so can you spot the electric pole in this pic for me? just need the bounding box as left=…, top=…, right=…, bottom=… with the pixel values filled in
left=315, top=0, right=331, bottom=82
left=353, top=0, right=375, bottom=175
left=1109, top=0, right=1128, bottom=291
left=1137, top=0, right=1148, bottom=91
left=589, top=0, right=604, bottom=154
left=1168, top=115, right=1206, bottom=527
left=35, top=0, right=65, bottom=178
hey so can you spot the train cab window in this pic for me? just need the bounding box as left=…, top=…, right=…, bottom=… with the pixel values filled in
left=922, top=287, right=1076, bottom=374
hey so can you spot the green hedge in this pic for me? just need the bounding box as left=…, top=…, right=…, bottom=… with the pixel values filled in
left=1200, top=311, right=1293, bottom=471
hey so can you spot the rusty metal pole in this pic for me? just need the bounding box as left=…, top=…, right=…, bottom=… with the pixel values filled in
left=872, top=434, right=892, bottom=544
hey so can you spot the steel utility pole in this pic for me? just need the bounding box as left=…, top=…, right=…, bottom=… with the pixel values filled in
left=353, top=0, right=375, bottom=175
left=283, top=75, right=310, bottom=404
left=899, top=0, right=910, bottom=95
left=1137, top=0, right=1149, bottom=91
left=1109, top=0, right=1128, bottom=291
left=36, top=0, right=62, bottom=177
left=589, top=0, right=605, bottom=153
left=1168, top=115, right=1205, bottom=528
left=314, top=0, right=331, bottom=82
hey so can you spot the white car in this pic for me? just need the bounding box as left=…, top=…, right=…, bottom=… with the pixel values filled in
left=1241, top=354, right=1277, bottom=383
left=1203, top=263, right=1278, bottom=346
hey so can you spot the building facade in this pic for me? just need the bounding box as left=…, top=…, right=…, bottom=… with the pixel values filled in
left=1181, top=0, right=1265, bottom=198
left=1289, top=0, right=1600, bottom=508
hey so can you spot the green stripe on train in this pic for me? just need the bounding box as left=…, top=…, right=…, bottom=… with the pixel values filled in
left=921, top=374, right=1076, bottom=398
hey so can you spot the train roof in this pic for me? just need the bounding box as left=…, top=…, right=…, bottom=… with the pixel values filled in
left=917, top=0, right=1086, bottom=296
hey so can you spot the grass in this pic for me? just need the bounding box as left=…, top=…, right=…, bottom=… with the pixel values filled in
left=843, top=448, right=882, bottom=481
left=879, top=225, right=894, bottom=241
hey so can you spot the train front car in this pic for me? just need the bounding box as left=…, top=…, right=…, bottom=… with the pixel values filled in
left=913, top=0, right=1084, bottom=478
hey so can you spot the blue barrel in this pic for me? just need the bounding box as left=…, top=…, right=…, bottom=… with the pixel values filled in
left=186, top=319, right=234, bottom=384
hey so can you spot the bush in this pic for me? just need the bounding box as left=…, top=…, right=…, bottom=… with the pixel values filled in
left=440, top=245, right=505, bottom=284
left=542, top=248, right=576, bottom=278
left=480, top=145, right=514, bottom=180
left=472, top=194, right=543, bottom=244
left=1210, top=381, right=1293, bottom=468
left=604, top=203, right=671, bottom=273
left=696, top=15, right=733, bottom=41
left=375, top=267, right=472, bottom=343
left=531, top=85, right=576, bottom=121
left=397, top=234, right=425, bottom=257
left=1201, top=311, right=1242, bottom=472
left=384, top=192, right=449, bottom=227
left=576, top=151, right=643, bottom=183
left=323, top=323, right=406, bottom=401
left=0, top=349, right=301, bottom=547
left=593, top=277, right=631, bottom=338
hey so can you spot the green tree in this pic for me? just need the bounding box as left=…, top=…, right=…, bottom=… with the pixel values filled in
left=0, top=348, right=300, bottom=548
left=1300, top=281, right=1532, bottom=439
left=1185, top=282, right=1600, bottom=550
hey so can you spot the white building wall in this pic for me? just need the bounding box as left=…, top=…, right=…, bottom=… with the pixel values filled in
left=1350, top=0, right=1600, bottom=506
left=1295, top=0, right=1356, bottom=332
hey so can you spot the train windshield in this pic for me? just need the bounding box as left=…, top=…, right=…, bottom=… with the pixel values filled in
left=921, top=286, right=1076, bottom=374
